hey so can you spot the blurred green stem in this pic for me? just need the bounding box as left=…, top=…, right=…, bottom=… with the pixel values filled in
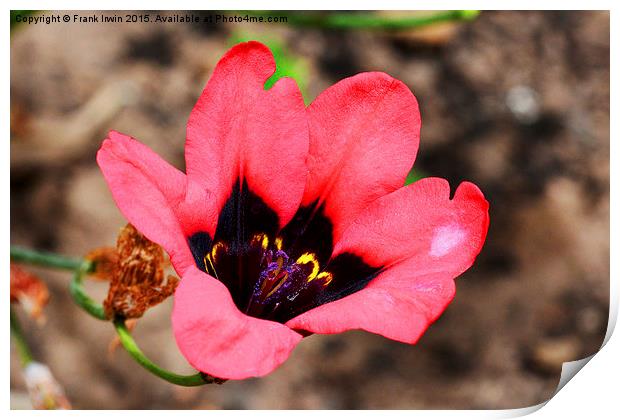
left=11, top=245, right=105, bottom=320
left=244, top=10, right=480, bottom=30
left=69, top=261, right=107, bottom=320
left=10, top=244, right=218, bottom=387
left=10, top=309, right=34, bottom=366
left=10, top=246, right=84, bottom=271
left=113, top=319, right=219, bottom=386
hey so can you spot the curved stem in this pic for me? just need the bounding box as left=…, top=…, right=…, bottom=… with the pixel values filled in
left=69, top=262, right=107, bottom=321
left=10, top=245, right=85, bottom=271
left=10, top=308, right=34, bottom=366
left=11, top=245, right=105, bottom=320
left=10, top=245, right=220, bottom=386
left=113, top=319, right=217, bottom=387
left=244, top=10, right=480, bottom=31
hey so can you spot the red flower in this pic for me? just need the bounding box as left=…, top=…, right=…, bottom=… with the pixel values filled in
left=97, top=41, right=489, bottom=380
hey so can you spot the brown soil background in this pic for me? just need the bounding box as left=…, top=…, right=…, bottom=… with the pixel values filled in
left=10, top=10, right=610, bottom=409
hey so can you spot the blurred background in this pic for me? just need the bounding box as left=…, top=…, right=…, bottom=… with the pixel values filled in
left=10, top=10, right=609, bottom=409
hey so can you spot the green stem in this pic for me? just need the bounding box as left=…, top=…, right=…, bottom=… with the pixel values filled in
left=10, top=309, right=34, bottom=366
left=113, top=319, right=216, bottom=387
left=10, top=245, right=85, bottom=271
left=10, top=245, right=105, bottom=320
left=69, top=262, right=107, bottom=321
left=244, top=10, right=480, bottom=31
left=10, top=245, right=218, bottom=386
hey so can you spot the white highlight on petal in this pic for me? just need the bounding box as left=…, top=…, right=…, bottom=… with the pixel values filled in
left=430, top=224, right=466, bottom=257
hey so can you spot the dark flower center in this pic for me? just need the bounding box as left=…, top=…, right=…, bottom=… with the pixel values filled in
left=188, top=180, right=381, bottom=323
left=207, top=235, right=333, bottom=319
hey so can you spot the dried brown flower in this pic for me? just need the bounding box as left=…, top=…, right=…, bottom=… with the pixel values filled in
left=84, top=246, right=118, bottom=281
left=10, top=264, right=49, bottom=324
left=102, top=224, right=179, bottom=319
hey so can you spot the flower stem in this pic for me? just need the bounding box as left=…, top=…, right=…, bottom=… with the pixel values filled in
left=244, top=10, right=480, bottom=30
left=10, top=244, right=220, bottom=386
left=10, top=308, right=34, bottom=367
left=10, top=245, right=105, bottom=319
left=113, top=319, right=218, bottom=387
left=69, top=262, right=107, bottom=321
left=10, top=246, right=84, bottom=271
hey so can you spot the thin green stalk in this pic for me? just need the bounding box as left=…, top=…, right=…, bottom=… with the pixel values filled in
left=10, top=245, right=104, bottom=319
left=10, top=246, right=85, bottom=271
left=244, top=10, right=480, bottom=31
left=113, top=319, right=217, bottom=387
left=10, top=245, right=219, bottom=386
left=69, top=262, right=106, bottom=321
left=10, top=309, right=34, bottom=366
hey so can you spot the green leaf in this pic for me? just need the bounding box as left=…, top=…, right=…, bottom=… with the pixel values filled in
left=404, top=167, right=428, bottom=186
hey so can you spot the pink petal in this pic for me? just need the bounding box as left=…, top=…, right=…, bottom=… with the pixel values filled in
left=97, top=131, right=196, bottom=276
left=172, top=266, right=303, bottom=380
left=304, top=72, right=420, bottom=242
left=185, top=41, right=309, bottom=228
left=287, top=268, right=455, bottom=344
left=333, top=178, right=489, bottom=270
left=287, top=178, right=489, bottom=342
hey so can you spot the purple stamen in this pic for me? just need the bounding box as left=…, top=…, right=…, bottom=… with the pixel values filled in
left=245, top=248, right=314, bottom=318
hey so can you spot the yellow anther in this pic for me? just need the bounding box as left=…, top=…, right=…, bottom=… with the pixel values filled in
left=317, top=272, right=333, bottom=286
left=296, top=252, right=320, bottom=282
left=211, top=242, right=227, bottom=263
left=204, top=253, right=217, bottom=276
left=204, top=241, right=228, bottom=279
left=274, top=237, right=283, bottom=250
left=251, top=233, right=269, bottom=250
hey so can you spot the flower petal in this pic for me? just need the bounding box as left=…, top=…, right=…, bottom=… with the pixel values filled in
left=303, top=72, right=420, bottom=242
left=333, top=178, right=489, bottom=270
left=185, top=41, right=309, bottom=228
left=172, top=266, right=303, bottom=380
left=287, top=178, right=489, bottom=343
left=286, top=269, right=455, bottom=344
left=97, top=131, right=195, bottom=276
